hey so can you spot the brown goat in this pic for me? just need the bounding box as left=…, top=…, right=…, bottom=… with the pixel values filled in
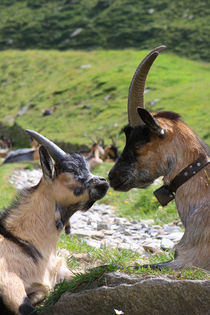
left=0, top=130, right=109, bottom=315
left=86, top=142, right=104, bottom=170
left=109, top=46, right=210, bottom=271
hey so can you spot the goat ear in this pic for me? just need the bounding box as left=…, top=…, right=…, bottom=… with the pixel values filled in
left=137, top=108, right=165, bottom=136
left=39, top=146, right=55, bottom=180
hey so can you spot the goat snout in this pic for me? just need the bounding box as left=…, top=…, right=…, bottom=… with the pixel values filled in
left=89, top=176, right=109, bottom=200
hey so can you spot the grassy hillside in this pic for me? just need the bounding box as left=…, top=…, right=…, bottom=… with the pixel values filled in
left=0, top=49, right=209, bottom=149
left=0, top=0, right=210, bottom=61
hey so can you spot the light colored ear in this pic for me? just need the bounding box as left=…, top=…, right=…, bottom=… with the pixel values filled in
left=39, top=146, right=55, bottom=181
left=137, top=108, right=165, bottom=136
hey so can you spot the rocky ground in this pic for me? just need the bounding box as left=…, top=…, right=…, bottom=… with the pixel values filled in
left=9, top=169, right=183, bottom=257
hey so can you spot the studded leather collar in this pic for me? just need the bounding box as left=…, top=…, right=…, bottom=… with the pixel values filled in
left=153, top=155, right=210, bottom=206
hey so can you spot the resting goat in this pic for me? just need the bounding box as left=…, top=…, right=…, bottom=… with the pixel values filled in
left=109, top=46, right=210, bottom=271
left=3, top=139, right=40, bottom=164
left=86, top=142, right=104, bottom=170
left=0, top=130, right=109, bottom=315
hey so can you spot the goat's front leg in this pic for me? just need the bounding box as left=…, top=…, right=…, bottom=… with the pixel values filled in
left=0, top=272, right=37, bottom=315
left=55, top=257, right=74, bottom=283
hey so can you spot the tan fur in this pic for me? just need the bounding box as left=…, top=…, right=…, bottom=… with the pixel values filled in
left=86, top=143, right=104, bottom=170
left=0, top=173, right=90, bottom=314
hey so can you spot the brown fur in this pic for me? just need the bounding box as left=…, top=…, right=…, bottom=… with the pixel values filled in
left=140, top=117, right=210, bottom=269
left=109, top=113, right=210, bottom=270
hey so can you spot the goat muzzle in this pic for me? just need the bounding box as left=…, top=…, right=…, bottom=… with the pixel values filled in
left=88, top=176, right=109, bottom=200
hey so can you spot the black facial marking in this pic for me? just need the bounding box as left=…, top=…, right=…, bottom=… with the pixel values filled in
left=65, top=224, right=71, bottom=235
left=55, top=153, right=90, bottom=183
left=121, top=125, right=151, bottom=161
left=109, top=125, right=155, bottom=191
left=0, top=223, right=42, bottom=263
left=74, top=187, right=84, bottom=196
left=19, top=297, right=37, bottom=315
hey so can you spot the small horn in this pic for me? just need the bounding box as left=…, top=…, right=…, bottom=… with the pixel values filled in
left=26, top=129, right=66, bottom=162
left=128, top=45, right=166, bottom=127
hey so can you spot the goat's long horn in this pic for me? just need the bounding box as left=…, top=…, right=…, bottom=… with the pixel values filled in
left=26, top=129, right=66, bottom=161
left=128, top=45, right=166, bottom=127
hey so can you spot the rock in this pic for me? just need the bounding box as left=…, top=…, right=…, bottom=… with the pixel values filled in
left=104, top=94, right=111, bottom=101
left=148, top=8, right=155, bottom=14
left=17, top=106, right=28, bottom=116
left=143, top=240, right=162, bottom=254
left=144, top=87, right=150, bottom=94
left=164, top=224, right=181, bottom=233
left=73, top=229, right=104, bottom=240
left=166, top=232, right=184, bottom=241
left=71, top=253, right=90, bottom=262
left=42, top=109, right=53, bottom=116
left=140, top=219, right=154, bottom=225
left=161, top=238, right=175, bottom=250
left=71, top=28, right=83, bottom=37
left=97, top=222, right=110, bottom=231
left=79, top=64, right=91, bottom=69
left=45, top=272, right=210, bottom=315
left=9, top=169, right=184, bottom=254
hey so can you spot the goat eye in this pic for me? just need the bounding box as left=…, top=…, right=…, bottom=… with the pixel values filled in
left=74, top=187, right=84, bottom=196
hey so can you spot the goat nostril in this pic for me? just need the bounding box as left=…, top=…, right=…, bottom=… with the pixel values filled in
left=98, top=177, right=106, bottom=182
left=95, top=181, right=109, bottom=193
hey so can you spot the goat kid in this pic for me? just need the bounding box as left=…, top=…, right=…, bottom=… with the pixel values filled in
left=109, top=46, right=210, bottom=271
left=0, top=130, right=109, bottom=315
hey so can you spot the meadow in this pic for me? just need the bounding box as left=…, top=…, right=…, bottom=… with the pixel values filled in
left=0, top=48, right=209, bottom=311
left=0, top=49, right=209, bottom=150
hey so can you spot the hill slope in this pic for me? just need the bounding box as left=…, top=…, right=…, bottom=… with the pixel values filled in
left=0, top=49, right=209, bottom=149
left=0, top=0, right=210, bottom=61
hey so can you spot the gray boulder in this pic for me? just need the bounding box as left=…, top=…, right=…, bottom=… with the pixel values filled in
left=44, top=272, right=210, bottom=315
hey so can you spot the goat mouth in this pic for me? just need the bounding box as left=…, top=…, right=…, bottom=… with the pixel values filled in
left=110, top=179, right=131, bottom=192
left=90, top=181, right=109, bottom=200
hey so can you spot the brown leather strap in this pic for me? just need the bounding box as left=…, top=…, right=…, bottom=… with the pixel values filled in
left=153, top=155, right=210, bottom=206
left=168, top=155, right=210, bottom=193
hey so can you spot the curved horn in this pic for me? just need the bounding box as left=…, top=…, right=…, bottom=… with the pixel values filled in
left=26, top=129, right=66, bottom=162
left=128, top=45, right=166, bottom=127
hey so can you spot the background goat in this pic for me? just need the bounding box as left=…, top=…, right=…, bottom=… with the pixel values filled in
left=85, top=142, right=104, bottom=170
left=3, top=138, right=40, bottom=163
left=0, top=130, right=109, bottom=315
left=109, top=46, right=210, bottom=271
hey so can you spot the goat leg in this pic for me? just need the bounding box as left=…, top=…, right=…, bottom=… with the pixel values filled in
left=0, top=272, right=37, bottom=315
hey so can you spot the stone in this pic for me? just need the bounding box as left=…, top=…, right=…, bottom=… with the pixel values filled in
left=72, top=229, right=104, bottom=240
left=164, top=225, right=181, bottom=233
left=161, top=238, right=175, bottom=250
left=9, top=169, right=184, bottom=255
left=71, top=28, right=83, bottom=37
left=45, top=272, right=210, bottom=315
left=79, top=64, right=91, bottom=69
left=166, top=232, right=184, bottom=241
left=97, top=222, right=110, bottom=231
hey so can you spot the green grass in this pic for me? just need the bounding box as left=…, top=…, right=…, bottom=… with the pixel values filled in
left=0, top=49, right=209, bottom=150
left=0, top=0, right=210, bottom=61
left=38, top=233, right=209, bottom=314
left=0, top=162, right=19, bottom=209
left=0, top=161, right=208, bottom=313
left=93, top=162, right=178, bottom=225
left=0, top=160, right=178, bottom=225
left=0, top=161, right=40, bottom=209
